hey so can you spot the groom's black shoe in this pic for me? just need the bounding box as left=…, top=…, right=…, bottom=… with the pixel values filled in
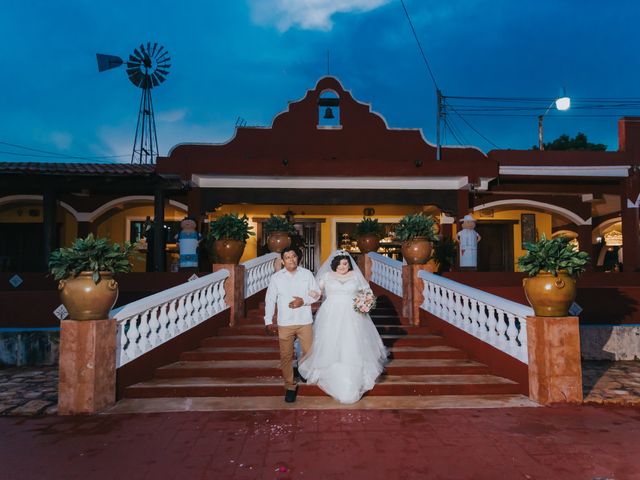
left=293, top=367, right=307, bottom=383
left=284, top=388, right=298, bottom=403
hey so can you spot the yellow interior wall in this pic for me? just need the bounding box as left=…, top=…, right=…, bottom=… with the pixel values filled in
left=214, top=204, right=424, bottom=263
left=453, top=209, right=552, bottom=270
left=0, top=203, right=77, bottom=246
left=95, top=204, right=187, bottom=272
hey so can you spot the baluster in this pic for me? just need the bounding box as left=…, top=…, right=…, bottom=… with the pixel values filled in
left=205, top=284, right=215, bottom=316
left=137, top=310, right=151, bottom=355
left=446, top=288, right=455, bottom=323
left=476, top=302, right=488, bottom=342
left=484, top=305, right=497, bottom=348
left=469, top=299, right=479, bottom=337
left=176, top=296, right=187, bottom=332
left=217, top=280, right=227, bottom=311
left=505, top=313, right=518, bottom=357
left=185, top=292, right=195, bottom=327
left=452, top=293, right=462, bottom=327
left=124, top=316, right=140, bottom=361
left=197, top=287, right=208, bottom=321
left=157, top=303, right=170, bottom=343
left=167, top=299, right=178, bottom=337
left=494, top=310, right=508, bottom=352
left=516, top=318, right=528, bottom=363
left=147, top=306, right=160, bottom=347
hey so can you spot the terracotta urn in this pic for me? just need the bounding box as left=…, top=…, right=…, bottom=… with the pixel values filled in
left=401, top=237, right=433, bottom=265
left=267, top=231, right=291, bottom=253
left=58, top=271, right=119, bottom=320
left=357, top=234, right=380, bottom=254
left=213, top=239, right=246, bottom=264
left=522, top=271, right=577, bottom=317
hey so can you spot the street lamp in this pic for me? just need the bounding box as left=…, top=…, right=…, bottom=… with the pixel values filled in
left=538, top=93, right=571, bottom=150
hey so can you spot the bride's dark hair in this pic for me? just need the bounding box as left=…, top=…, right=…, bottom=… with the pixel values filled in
left=330, top=254, right=354, bottom=272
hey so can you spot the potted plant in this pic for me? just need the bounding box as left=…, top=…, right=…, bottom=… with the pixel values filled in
left=395, top=213, right=438, bottom=264
left=518, top=234, right=590, bottom=317
left=48, top=234, right=137, bottom=320
left=263, top=215, right=296, bottom=253
left=207, top=212, right=255, bottom=264
left=433, top=236, right=457, bottom=273
left=356, top=217, right=383, bottom=253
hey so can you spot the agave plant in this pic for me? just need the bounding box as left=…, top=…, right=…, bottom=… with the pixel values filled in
left=518, top=234, right=590, bottom=277
left=394, top=213, right=438, bottom=242
left=356, top=217, right=383, bottom=237
left=263, top=214, right=296, bottom=235
left=207, top=213, right=255, bottom=242
left=48, top=234, right=137, bottom=284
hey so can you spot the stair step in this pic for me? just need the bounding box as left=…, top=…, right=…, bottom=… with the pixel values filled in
left=108, top=394, right=539, bottom=413
left=124, top=374, right=521, bottom=398
left=156, top=358, right=488, bottom=378
left=180, top=345, right=467, bottom=361
left=201, top=334, right=447, bottom=348
left=216, top=324, right=433, bottom=336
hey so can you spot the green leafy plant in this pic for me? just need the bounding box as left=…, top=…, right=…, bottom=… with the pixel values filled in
left=263, top=214, right=296, bottom=235
left=356, top=217, right=383, bottom=238
left=433, top=236, right=457, bottom=273
left=395, top=213, right=438, bottom=242
left=207, top=213, right=255, bottom=242
left=518, top=234, right=590, bottom=277
left=48, top=234, right=137, bottom=284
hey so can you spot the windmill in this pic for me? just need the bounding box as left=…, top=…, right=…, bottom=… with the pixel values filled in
left=96, top=43, right=171, bottom=164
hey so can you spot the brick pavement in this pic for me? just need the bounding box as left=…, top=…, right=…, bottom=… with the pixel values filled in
left=1, top=406, right=639, bottom=479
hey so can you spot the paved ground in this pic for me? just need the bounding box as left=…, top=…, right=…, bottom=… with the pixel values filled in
left=1, top=361, right=639, bottom=416
left=1, top=406, right=639, bottom=479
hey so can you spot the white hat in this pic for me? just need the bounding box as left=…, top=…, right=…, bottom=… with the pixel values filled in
left=459, top=214, right=476, bottom=223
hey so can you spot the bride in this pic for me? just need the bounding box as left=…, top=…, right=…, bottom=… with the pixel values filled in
left=298, top=250, right=388, bottom=404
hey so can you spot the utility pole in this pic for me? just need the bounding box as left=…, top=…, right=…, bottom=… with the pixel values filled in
left=436, top=89, right=442, bottom=161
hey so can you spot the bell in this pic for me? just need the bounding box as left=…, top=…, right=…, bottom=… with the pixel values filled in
left=323, top=107, right=335, bottom=119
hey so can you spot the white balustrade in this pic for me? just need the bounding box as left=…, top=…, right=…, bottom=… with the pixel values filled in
left=242, top=252, right=279, bottom=299
left=418, top=271, right=532, bottom=364
left=114, top=269, right=230, bottom=368
left=368, top=252, right=403, bottom=297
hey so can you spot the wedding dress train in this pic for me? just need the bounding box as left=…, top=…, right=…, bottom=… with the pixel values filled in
left=298, top=273, right=388, bottom=404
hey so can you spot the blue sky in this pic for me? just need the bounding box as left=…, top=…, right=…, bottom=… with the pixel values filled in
left=0, top=0, right=638, bottom=162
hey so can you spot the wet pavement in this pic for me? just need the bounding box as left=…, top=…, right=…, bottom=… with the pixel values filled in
left=1, top=361, right=639, bottom=417
left=1, top=406, right=639, bottom=479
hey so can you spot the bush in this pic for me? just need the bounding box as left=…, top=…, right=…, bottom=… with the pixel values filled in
left=395, top=213, right=438, bottom=242
left=518, top=234, right=589, bottom=277
left=48, top=234, right=137, bottom=284
left=356, top=217, right=383, bottom=238
left=263, top=215, right=296, bottom=235
left=207, top=213, right=255, bottom=242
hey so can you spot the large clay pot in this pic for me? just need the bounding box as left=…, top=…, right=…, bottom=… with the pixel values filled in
left=357, top=234, right=380, bottom=254
left=401, top=237, right=433, bottom=265
left=523, top=271, right=577, bottom=317
left=213, top=239, right=246, bottom=264
left=58, top=272, right=119, bottom=320
left=267, top=231, right=291, bottom=253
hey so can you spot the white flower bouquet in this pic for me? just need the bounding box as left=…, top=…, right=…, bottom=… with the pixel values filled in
left=353, top=287, right=377, bottom=314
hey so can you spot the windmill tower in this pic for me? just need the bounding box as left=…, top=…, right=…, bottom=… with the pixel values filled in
left=96, top=43, right=171, bottom=164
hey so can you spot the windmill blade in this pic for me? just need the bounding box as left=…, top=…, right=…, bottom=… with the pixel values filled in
left=128, top=54, right=142, bottom=66
left=151, top=42, right=158, bottom=57
left=155, top=68, right=169, bottom=77
left=151, top=75, right=160, bottom=87
left=153, top=71, right=166, bottom=84
left=133, top=47, right=144, bottom=61
left=96, top=53, right=123, bottom=72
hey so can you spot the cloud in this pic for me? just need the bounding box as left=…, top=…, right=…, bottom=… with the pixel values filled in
left=50, top=131, right=73, bottom=150
left=157, top=108, right=188, bottom=123
left=249, top=0, right=392, bottom=31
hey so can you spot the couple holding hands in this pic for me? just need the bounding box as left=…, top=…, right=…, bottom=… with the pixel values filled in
left=264, top=247, right=388, bottom=404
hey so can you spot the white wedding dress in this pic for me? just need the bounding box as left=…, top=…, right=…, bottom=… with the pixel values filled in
left=298, top=272, right=388, bottom=404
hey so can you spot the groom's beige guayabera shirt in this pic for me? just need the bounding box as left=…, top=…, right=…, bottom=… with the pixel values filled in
left=264, top=267, right=319, bottom=326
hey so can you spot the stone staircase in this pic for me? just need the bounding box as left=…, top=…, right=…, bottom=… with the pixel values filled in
left=113, top=296, right=535, bottom=412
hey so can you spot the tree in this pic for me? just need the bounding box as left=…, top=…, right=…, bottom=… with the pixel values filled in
left=532, top=132, right=607, bottom=151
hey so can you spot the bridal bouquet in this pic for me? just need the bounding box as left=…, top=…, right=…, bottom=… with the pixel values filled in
left=353, top=287, right=377, bottom=314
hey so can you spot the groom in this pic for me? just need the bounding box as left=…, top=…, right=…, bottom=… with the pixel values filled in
left=264, top=246, right=320, bottom=402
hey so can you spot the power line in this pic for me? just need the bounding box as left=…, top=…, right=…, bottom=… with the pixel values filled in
left=399, top=0, right=439, bottom=92
left=447, top=105, right=501, bottom=149
left=0, top=140, right=129, bottom=161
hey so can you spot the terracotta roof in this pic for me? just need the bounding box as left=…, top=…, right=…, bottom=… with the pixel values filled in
left=0, top=162, right=156, bottom=176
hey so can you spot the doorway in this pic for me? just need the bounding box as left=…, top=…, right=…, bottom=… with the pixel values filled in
left=475, top=221, right=515, bottom=272
left=0, top=223, right=59, bottom=272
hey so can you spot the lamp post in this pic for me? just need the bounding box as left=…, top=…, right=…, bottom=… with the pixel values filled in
left=538, top=94, right=570, bottom=150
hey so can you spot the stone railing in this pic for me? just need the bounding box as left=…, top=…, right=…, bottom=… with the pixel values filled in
left=368, top=252, right=403, bottom=297
left=113, top=269, right=230, bottom=368
left=242, top=252, right=279, bottom=299
left=419, top=270, right=531, bottom=363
